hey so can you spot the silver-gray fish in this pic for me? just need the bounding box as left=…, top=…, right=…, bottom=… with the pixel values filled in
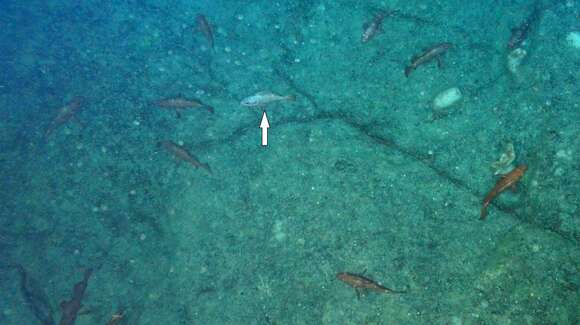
left=240, top=91, right=295, bottom=107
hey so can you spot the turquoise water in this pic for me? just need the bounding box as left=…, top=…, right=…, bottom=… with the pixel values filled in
left=0, top=0, right=578, bottom=324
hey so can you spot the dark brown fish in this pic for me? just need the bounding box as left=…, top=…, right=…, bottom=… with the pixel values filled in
left=159, top=140, right=212, bottom=174
left=508, top=6, right=541, bottom=49
left=154, top=96, right=214, bottom=117
left=44, top=96, right=85, bottom=139
left=337, top=272, right=405, bottom=298
left=404, top=42, right=452, bottom=77
left=196, top=14, right=214, bottom=49
left=59, top=268, right=93, bottom=325
left=481, top=165, right=527, bottom=220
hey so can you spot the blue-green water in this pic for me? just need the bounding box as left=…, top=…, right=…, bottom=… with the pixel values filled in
left=0, top=1, right=578, bottom=324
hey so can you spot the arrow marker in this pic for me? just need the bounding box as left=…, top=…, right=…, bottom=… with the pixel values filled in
left=260, top=111, right=270, bottom=146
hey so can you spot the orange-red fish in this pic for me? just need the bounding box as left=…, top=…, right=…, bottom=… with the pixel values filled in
left=404, top=42, right=452, bottom=77
left=154, top=96, right=214, bottom=117
left=159, top=140, right=212, bottom=174
left=44, top=96, right=85, bottom=139
left=481, top=164, right=528, bottom=220
left=337, top=272, right=405, bottom=297
left=196, top=14, right=214, bottom=49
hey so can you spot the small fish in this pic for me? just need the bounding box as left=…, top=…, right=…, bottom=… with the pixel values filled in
left=337, top=272, right=405, bottom=298
left=44, top=96, right=85, bottom=139
left=154, top=96, right=214, bottom=117
left=481, top=164, right=528, bottom=220
left=196, top=14, right=214, bottom=49
left=404, top=42, right=452, bottom=77
left=361, top=10, right=394, bottom=43
left=106, top=312, right=124, bottom=325
left=159, top=140, right=212, bottom=174
left=507, top=6, right=541, bottom=49
left=240, top=91, right=295, bottom=107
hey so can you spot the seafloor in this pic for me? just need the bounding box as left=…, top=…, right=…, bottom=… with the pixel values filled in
left=0, top=0, right=578, bottom=324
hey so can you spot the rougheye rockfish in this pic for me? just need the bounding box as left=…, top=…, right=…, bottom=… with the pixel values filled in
left=159, top=140, right=212, bottom=174
left=196, top=14, right=214, bottom=49
left=337, top=272, right=405, bottom=298
left=44, top=96, right=85, bottom=139
left=404, top=42, right=452, bottom=77
left=154, top=96, right=214, bottom=117
left=481, top=164, right=528, bottom=220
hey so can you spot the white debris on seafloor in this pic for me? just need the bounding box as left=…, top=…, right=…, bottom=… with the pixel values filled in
left=565, top=31, right=580, bottom=49
left=432, top=87, right=463, bottom=110
left=507, top=48, right=527, bottom=74
left=491, top=142, right=516, bottom=175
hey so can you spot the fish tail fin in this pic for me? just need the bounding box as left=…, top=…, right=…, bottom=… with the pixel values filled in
left=201, top=163, right=213, bottom=175
left=285, top=95, right=296, bottom=101
left=205, top=105, right=215, bottom=114
left=480, top=207, right=488, bottom=220
left=404, top=66, right=413, bottom=77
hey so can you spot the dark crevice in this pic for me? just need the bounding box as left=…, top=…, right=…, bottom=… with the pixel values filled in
left=192, top=110, right=576, bottom=244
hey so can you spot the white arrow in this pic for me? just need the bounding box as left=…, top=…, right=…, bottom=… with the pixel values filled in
left=260, top=111, right=270, bottom=146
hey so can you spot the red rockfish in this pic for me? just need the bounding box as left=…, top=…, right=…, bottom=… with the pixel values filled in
left=337, top=272, right=405, bottom=298
left=44, top=96, right=85, bottom=139
left=154, top=96, right=214, bottom=117
left=404, top=42, right=452, bottom=77
left=196, top=14, right=214, bottom=49
left=159, top=140, right=212, bottom=174
left=481, top=164, right=527, bottom=220
left=240, top=91, right=295, bottom=107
